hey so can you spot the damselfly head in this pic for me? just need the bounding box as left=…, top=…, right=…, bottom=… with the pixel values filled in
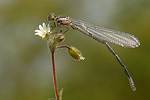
left=48, top=14, right=56, bottom=21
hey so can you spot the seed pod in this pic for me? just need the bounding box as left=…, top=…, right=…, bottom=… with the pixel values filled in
left=68, top=46, right=85, bottom=61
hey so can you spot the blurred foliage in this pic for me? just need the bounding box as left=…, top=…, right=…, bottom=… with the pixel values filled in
left=0, top=0, right=150, bottom=100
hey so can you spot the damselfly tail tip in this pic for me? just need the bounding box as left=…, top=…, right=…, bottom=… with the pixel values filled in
left=129, top=77, right=136, bottom=92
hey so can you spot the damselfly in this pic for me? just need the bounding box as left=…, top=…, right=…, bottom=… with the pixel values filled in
left=48, top=14, right=140, bottom=91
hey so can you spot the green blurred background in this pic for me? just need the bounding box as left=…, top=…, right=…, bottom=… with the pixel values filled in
left=0, top=0, right=150, bottom=100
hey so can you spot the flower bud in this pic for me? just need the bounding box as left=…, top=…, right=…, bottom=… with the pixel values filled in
left=55, top=34, right=65, bottom=43
left=68, top=46, right=85, bottom=61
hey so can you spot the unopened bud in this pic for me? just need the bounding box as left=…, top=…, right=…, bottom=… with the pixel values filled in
left=68, top=46, right=85, bottom=61
left=55, top=34, right=65, bottom=43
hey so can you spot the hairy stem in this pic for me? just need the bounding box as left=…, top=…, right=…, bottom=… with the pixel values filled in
left=51, top=51, right=59, bottom=100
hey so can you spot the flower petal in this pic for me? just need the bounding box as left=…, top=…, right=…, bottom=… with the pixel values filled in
left=35, top=30, right=41, bottom=33
left=39, top=25, right=43, bottom=31
left=43, top=23, right=46, bottom=30
left=47, top=24, right=50, bottom=32
left=35, top=33, right=42, bottom=36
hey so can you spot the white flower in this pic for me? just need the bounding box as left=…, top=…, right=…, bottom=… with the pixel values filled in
left=35, top=23, right=51, bottom=39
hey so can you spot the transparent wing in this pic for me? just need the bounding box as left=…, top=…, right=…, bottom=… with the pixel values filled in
left=71, top=18, right=140, bottom=48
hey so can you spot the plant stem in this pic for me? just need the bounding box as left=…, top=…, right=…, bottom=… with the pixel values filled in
left=56, top=45, right=70, bottom=49
left=51, top=51, right=59, bottom=100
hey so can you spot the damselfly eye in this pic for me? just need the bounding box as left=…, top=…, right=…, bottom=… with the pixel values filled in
left=48, top=14, right=56, bottom=21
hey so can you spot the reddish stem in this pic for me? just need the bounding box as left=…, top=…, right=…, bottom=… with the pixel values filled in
left=56, top=45, right=70, bottom=49
left=51, top=51, right=59, bottom=100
